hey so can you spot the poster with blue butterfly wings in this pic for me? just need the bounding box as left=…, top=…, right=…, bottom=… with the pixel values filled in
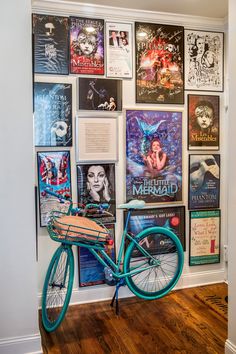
left=126, top=109, right=182, bottom=203
left=32, top=14, right=69, bottom=75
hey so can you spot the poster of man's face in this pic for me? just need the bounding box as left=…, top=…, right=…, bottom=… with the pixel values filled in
left=77, top=163, right=116, bottom=224
left=79, top=78, right=122, bottom=111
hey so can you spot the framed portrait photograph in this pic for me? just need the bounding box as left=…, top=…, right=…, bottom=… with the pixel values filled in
left=78, top=78, right=122, bottom=111
left=124, top=206, right=186, bottom=252
left=34, top=81, right=72, bottom=147
left=185, top=29, right=224, bottom=91
left=135, top=22, right=184, bottom=104
left=189, top=210, right=221, bottom=266
left=70, top=16, right=104, bottom=75
left=188, top=94, right=219, bottom=150
left=78, top=224, right=116, bottom=287
left=126, top=109, right=183, bottom=204
left=37, top=151, right=72, bottom=227
left=106, top=22, right=133, bottom=78
left=76, top=116, right=118, bottom=162
left=77, top=163, right=116, bottom=223
left=32, top=14, right=69, bottom=75
left=189, top=154, right=220, bottom=210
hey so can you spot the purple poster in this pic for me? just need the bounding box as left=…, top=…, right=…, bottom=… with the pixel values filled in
left=126, top=109, right=182, bottom=203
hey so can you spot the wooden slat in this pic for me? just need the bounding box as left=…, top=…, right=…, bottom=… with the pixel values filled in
left=40, top=283, right=227, bottom=354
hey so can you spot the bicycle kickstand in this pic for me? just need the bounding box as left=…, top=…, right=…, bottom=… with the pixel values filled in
left=110, top=279, right=125, bottom=315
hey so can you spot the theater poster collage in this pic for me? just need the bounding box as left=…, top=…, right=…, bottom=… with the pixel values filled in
left=33, top=13, right=224, bottom=286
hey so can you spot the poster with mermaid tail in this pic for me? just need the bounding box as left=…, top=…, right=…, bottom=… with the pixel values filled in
left=126, top=109, right=182, bottom=203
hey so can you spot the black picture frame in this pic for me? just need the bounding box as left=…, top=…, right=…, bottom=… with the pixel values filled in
left=188, top=154, right=220, bottom=210
left=32, top=14, right=69, bottom=75
left=189, top=210, right=221, bottom=266
left=135, top=22, right=184, bottom=104
left=188, top=94, right=220, bottom=150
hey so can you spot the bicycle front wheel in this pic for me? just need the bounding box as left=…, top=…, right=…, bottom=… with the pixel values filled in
left=42, top=245, right=74, bottom=332
left=123, top=227, right=184, bottom=300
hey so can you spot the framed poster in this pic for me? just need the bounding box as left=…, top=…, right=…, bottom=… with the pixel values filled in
left=37, top=151, right=72, bottom=227
left=77, top=163, right=116, bottom=223
left=79, top=78, right=122, bottom=111
left=32, top=14, right=69, bottom=75
left=106, top=22, right=133, bottom=78
left=185, top=29, right=224, bottom=91
left=34, top=82, right=72, bottom=147
left=189, top=210, right=221, bottom=266
left=188, top=94, right=219, bottom=150
left=124, top=206, right=185, bottom=251
left=135, top=22, right=184, bottom=104
left=189, top=154, right=220, bottom=210
left=70, top=16, right=104, bottom=75
left=126, top=109, right=182, bottom=204
left=76, top=116, right=118, bottom=162
left=78, top=224, right=116, bottom=287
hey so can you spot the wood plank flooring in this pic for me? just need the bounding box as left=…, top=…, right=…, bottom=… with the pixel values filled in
left=40, top=283, right=227, bottom=354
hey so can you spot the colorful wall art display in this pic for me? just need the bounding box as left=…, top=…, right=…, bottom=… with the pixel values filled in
left=126, top=109, right=182, bottom=203
left=32, top=14, right=69, bottom=75
left=34, top=82, right=72, bottom=147
left=135, top=22, right=184, bottom=104
left=37, top=151, right=72, bottom=226
left=185, top=30, right=224, bottom=91
left=70, top=16, right=104, bottom=75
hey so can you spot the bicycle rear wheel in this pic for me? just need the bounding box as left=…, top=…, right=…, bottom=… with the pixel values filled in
left=123, top=227, right=184, bottom=300
left=42, top=244, right=74, bottom=332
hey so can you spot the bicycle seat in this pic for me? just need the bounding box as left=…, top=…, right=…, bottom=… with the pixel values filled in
left=117, top=200, right=146, bottom=209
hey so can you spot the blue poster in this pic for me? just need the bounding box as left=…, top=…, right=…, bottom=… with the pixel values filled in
left=78, top=225, right=115, bottom=287
left=126, top=109, right=182, bottom=203
left=189, top=154, right=220, bottom=210
left=34, top=82, right=72, bottom=147
left=37, top=151, right=72, bottom=226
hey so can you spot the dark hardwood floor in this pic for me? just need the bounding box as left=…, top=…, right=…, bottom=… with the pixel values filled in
left=40, top=283, right=227, bottom=354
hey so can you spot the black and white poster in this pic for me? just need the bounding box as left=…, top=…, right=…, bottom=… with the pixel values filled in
left=32, top=14, right=69, bottom=75
left=34, top=82, right=72, bottom=147
left=185, top=29, right=224, bottom=91
left=79, top=78, right=122, bottom=111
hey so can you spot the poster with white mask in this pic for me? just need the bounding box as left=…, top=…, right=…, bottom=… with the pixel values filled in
left=106, top=22, right=133, bottom=78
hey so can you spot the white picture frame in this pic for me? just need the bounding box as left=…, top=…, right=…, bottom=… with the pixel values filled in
left=76, top=115, right=118, bottom=162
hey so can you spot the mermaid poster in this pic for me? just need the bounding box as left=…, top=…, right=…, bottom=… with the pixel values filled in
left=126, top=109, right=182, bottom=203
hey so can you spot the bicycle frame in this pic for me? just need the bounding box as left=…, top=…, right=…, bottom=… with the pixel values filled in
left=84, top=210, right=160, bottom=280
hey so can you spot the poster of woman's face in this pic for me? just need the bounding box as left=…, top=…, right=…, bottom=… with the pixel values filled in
left=70, top=16, right=104, bottom=75
left=77, top=163, right=116, bottom=223
left=188, top=94, right=219, bottom=150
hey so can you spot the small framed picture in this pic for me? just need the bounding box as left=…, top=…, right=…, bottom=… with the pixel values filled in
left=77, top=163, right=116, bottom=223
left=189, top=154, right=220, bottom=210
left=78, top=78, right=122, bottom=111
left=124, top=206, right=186, bottom=251
left=76, top=116, right=118, bottom=162
left=189, top=210, right=221, bottom=266
left=70, top=16, right=104, bottom=75
left=78, top=224, right=116, bottom=287
left=32, top=14, right=69, bottom=75
left=188, top=94, right=219, bottom=150
left=37, top=151, right=72, bottom=227
left=126, top=109, right=183, bottom=204
left=34, top=77, right=76, bottom=147
left=185, top=29, right=224, bottom=92
left=135, top=22, right=184, bottom=104
left=106, top=21, right=133, bottom=78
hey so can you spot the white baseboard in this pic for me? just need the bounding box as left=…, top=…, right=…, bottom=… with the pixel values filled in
left=38, top=268, right=226, bottom=306
left=225, top=339, right=236, bottom=354
left=0, top=334, right=42, bottom=354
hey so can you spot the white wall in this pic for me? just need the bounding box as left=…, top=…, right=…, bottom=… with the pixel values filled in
left=32, top=0, right=227, bottom=307
left=225, top=1, right=236, bottom=353
left=0, top=1, right=42, bottom=353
